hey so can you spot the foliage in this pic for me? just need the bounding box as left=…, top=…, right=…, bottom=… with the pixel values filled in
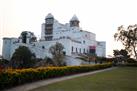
left=35, top=57, right=54, bottom=67
left=11, top=46, right=36, bottom=68
left=78, top=54, right=108, bottom=64
left=114, top=24, right=137, bottom=60
left=125, top=58, right=137, bottom=66
left=127, top=58, right=137, bottom=63
left=113, top=49, right=130, bottom=66
left=49, top=42, right=65, bottom=66
left=0, top=59, right=9, bottom=68
left=120, top=49, right=130, bottom=58
left=113, top=49, right=130, bottom=60
left=96, top=56, right=107, bottom=64
left=44, top=57, right=54, bottom=66
left=113, top=50, right=120, bottom=57
left=0, top=63, right=112, bottom=90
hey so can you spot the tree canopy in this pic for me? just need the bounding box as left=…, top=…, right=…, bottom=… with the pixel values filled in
left=11, top=46, right=35, bottom=68
left=114, top=24, right=137, bottom=60
left=113, top=49, right=130, bottom=59
left=49, top=42, right=65, bottom=66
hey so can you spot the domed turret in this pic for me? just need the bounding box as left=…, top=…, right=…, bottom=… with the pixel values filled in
left=45, top=13, right=54, bottom=24
left=45, top=13, right=54, bottom=19
left=70, top=15, right=79, bottom=22
left=70, top=15, right=79, bottom=27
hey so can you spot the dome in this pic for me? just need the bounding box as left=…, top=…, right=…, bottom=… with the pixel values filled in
left=45, top=13, right=54, bottom=19
left=70, top=15, right=79, bottom=21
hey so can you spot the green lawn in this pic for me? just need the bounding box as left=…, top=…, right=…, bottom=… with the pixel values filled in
left=30, top=67, right=137, bottom=91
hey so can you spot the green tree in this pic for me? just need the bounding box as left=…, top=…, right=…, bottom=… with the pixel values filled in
left=11, top=46, right=35, bottom=68
left=21, top=31, right=27, bottom=43
left=119, top=49, right=130, bottom=59
left=113, top=49, right=130, bottom=63
left=49, top=42, right=65, bottom=66
left=114, top=24, right=137, bottom=60
left=113, top=50, right=120, bottom=57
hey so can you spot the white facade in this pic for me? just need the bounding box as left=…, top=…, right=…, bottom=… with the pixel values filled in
left=2, top=13, right=106, bottom=63
left=96, top=41, right=106, bottom=57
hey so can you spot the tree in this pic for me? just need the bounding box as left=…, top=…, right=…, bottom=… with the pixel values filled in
left=11, top=46, right=35, bottom=68
left=114, top=24, right=137, bottom=60
left=119, top=49, right=130, bottom=59
left=21, top=31, right=27, bottom=43
left=0, top=59, right=9, bottom=69
left=113, top=49, right=130, bottom=63
left=49, top=42, right=65, bottom=66
left=113, top=50, right=121, bottom=57
left=113, top=49, right=130, bottom=58
left=34, top=57, right=54, bottom=67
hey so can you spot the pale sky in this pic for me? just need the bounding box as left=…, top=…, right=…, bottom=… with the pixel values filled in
left=0, top=0, right=137, bottom=56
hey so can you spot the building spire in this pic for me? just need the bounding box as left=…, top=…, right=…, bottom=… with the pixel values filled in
left=70, top=15, right=79, bottom=21
left=45, top=13, right=54, bottom=19
left=70, top=14, right=79, bottom=27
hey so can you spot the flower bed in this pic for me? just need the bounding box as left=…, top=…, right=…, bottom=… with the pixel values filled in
left=0, top=63, right=112, bottom=90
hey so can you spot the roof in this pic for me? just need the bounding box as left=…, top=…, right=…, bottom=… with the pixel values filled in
left=70, top=15, right=79, bottom=21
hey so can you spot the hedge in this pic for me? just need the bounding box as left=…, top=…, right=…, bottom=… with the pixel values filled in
left=0, top=63, right=112, bottom=90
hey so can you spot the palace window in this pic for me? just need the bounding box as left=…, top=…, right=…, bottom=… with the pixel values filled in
left=76, top=48, right=78, bottom=53
left=83, top=41, right=85, bottom=44
left=87, top=49, right=89, bottom=53
left=72, top=46, right=73, bottom=52
left=79, top=48, right=81, bottom=53
left=83, top=48, right=85, bottom=53
left=42, top=46, right=45, bottom=49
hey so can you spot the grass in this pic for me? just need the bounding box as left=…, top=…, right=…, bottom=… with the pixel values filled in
left=30, top=67, right=137, bottom=91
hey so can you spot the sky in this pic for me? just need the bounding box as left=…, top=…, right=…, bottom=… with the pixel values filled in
left=0, top=0, right=137, bottom=57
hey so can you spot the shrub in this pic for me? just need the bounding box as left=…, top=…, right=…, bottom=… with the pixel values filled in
left=118, top=58, right=137, bottom=67
left=0, top=63, right=112, bottom=90
left=127, top=58, right=137, bottom=63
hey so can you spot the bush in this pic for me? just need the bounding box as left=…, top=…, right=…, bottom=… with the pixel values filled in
left=118, top=58, right=137, bottom=67
left=124, top=63, right=137, bottom=67
left=0, top=59, right=9, bottom=68
left=0, top=63, right=112, bottom=90
left=127, top=58, right=137, bottom=63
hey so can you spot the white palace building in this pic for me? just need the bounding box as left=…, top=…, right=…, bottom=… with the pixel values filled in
left=2, top=13, right=106, bottom=64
